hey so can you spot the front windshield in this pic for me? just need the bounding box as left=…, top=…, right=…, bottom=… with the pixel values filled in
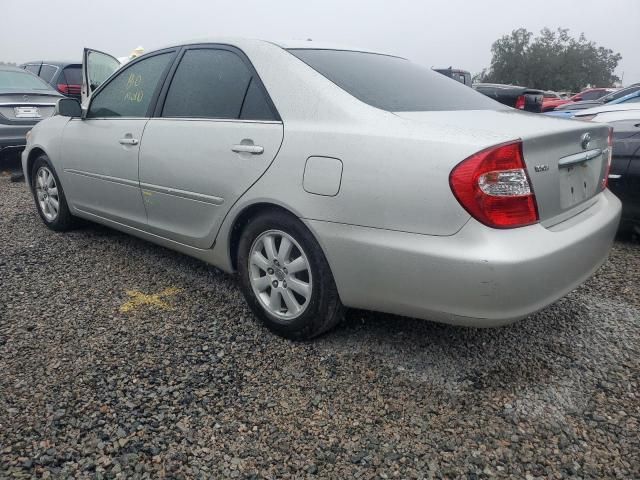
left=0, top=70, right=52, bottom=90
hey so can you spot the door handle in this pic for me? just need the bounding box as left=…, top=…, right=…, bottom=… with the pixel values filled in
left=119, top=138, right=139, bottom=146
left=232, top=144, right=264, bottom=155
left=608, top=174, right=622, bottom=179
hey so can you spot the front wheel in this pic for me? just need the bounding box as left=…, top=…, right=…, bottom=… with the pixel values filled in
left=31, top=154, right=75, bottom=231
left=237, top=210, right=344, bottom=340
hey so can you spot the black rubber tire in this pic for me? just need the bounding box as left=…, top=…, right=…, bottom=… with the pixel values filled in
left=237, top=210, right=344, bottom=340
left=31, top=154, right=76, bottom=232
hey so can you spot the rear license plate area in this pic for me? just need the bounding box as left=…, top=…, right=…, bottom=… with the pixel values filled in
left=14, top=106, right=41, bottom=118
left=559, top=161, right=600, bottom=209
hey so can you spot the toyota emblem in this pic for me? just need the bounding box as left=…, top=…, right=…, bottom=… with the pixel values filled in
left=580, top=132, right=591, bottom=150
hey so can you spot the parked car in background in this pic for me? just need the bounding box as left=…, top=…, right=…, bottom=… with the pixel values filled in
left=473, top=83, right=544, bottom=112
left=553, top=85, right=639, bottom=112
left=1, top=65, right=62, bottom=175
left=546, top=89, right=640, bottom=119
left=22, top=39, right=620, bottom=339
left=564, top=87, right=615, bottom=104
left=573, top=100, right=640, bottom=122
left=20, top=61, right=82, bottom=101
left=595, top=118, right=640, bottom=233
left=541, top=91, right=569, bottom=112
left=433, top=67, right=471, bottom=86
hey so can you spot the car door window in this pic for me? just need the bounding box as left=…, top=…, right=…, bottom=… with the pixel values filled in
left=61, top=66, right=82, bottom=86
left=39, top=65, right=57, bottom=83
left=162, top=48, right=276, bottom=120
left=582, top=90, right=603, bottom=100
left=88, top=53, right=173, bottom=118
left=86, top=50, right=121, bottom=92
left=240, top=78, right=276, bottom=120
left=24, top=64, right=40, bottom=75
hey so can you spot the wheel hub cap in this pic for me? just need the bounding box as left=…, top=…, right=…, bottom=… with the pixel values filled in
left=35, top=166, right=59, bottom=222
left=248, top=229, right=313, bottom=321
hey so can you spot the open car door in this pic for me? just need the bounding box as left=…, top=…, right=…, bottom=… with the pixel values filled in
left=81, top=48, right=121, bottom=104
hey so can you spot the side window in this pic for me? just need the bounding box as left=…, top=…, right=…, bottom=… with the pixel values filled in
left=240, top=78, right=276, bottom=120
left=162, top=48, right=276, bottom=120
left=582, top=90, right=601, bottom=100
left=86, top=51, right=121, bottom=92
left=88, top=53, right=172, bottom=119
left=39, top=65, right=57, bottom=83
left=61, top=66, right=82, bottom=86
left=24, top=64, right=40, bottom=75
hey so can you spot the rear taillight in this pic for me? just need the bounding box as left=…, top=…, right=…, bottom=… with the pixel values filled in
left=449, top=140, right=539, bottom=229
left=602, top=127, right=613, bottom=190
left=515, top=95, right=526, bottom=110
left=57, top=84, right=81, bottom=96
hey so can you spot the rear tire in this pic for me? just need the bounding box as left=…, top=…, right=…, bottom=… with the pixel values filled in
left=31, top=154, right=75, bottom=231
left=237, top=210, right=344, bottom=340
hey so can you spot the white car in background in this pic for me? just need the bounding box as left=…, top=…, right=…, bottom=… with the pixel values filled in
left=574, top=102, right=640, bottom=122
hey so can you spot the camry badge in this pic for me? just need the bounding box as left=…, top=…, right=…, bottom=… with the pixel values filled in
left=581, top=132, right=591, bottom=150
left=534, top=164, right=549, bottom=173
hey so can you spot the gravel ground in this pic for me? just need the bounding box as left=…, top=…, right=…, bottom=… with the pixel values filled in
left=1, top=175, right=638, bottom=479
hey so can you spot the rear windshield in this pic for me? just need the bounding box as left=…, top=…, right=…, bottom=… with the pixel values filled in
left=288, top=49, right=502, bottom=112
left=0, top=70, right=52, bottom=90
left=61, top=66, right=82, bottom=85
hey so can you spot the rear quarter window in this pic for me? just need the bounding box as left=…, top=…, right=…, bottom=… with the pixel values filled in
left=39, top=65, right=58, bottom=83
left=288, top=49, right=501, bottom=112
left=61, top=66, right=82, bottom=85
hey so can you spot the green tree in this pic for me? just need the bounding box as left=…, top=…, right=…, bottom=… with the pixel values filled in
left=477, top=28, right=622, bottom=91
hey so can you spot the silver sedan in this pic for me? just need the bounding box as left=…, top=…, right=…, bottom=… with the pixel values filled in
left=22, top=38, right=621, bottom=339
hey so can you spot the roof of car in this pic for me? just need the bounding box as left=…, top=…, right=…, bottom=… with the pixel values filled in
left=20, top=61, right=81, bottom=67
left=155, top=37, right=397, bottom=57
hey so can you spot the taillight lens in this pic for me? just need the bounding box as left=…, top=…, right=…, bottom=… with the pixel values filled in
left=57, top=83, right=69, bottom=94
left=450, top=141, right=539, bottom=229
left=602, top=127, right=613, bottom=190
left=515, top=95, right=526, bottom=109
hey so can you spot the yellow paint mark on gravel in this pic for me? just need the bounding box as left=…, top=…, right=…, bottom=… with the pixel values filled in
left=120, top=287, right=182, bottom=313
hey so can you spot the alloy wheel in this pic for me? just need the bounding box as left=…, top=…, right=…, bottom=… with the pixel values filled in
left=248, top=229, right=313, bottom=321
left=35, top=166, right=59, bottom=222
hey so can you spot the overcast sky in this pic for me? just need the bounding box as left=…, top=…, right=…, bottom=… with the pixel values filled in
left=2, top=0, right=639, bottom=84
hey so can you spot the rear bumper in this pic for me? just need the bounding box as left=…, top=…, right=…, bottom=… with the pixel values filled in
left=304, top=189, right=621, bottom=326
left=0, top=124, right=31, bottom=152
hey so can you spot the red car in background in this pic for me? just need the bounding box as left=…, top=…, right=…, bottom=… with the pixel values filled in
left=541, top=91, right=568, bottom=112
left=543, top=87, right=616, bottom=112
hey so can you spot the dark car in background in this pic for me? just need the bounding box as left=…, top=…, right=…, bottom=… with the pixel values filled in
left=433, top=67, right=472, bottom=86
left=19, top=61, right=82, bottom=101
left=473, top=83, right=544, bottom=112
left=0, top=66, right=62, bottom=174
left=554, top=84, right=640, bottom=112
left=608, top=119, right=640, bottom=233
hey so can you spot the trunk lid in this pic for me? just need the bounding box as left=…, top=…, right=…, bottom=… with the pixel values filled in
left=395, top=110, right=610, bottom=226
left=0, top=92, right=61, bottom=123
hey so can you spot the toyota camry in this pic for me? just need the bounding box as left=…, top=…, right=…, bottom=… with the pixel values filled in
left=21, top=38, right=622, bottom=339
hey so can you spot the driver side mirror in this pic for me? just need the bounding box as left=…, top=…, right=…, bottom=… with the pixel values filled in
left=55, top=98, right=82, bottom=118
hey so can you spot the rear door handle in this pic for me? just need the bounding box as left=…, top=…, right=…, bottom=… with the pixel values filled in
left=119, top=138, right=139, bottom=146
left=232, top=144, right=263, bottom=155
